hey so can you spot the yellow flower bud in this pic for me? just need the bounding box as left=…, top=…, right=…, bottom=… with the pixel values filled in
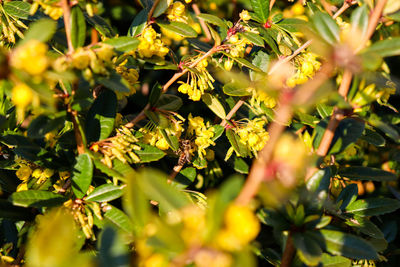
left=224, top=59, right=233, bottom=71
left=16, top=165, right=32, bottom=181
left=178, top=82, right=191, bottom=94
left=239, top=10, right=251, bottom=22
left=156, top=138, right=170, bottom=150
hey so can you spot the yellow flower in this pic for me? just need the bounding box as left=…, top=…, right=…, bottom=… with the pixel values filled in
left=240, top=10, right=251, bottom=22
left=144, top=253, right=167, bottom=267
left=96, top=43, right=114, bottom=62
left=16, top=182, right=28, bottom=192
left=178, top=82, right=191, bottom=94
left=12, top=83, right=33, bottom=108
left=16, top=165, right=32, bottom=181
left=224, top=204, right=260, bottom=244
left=11, top=40, right=48, bottom=76
left=292, top=3, right=305, bottom=16
left=224, top=59, right=233, bottom=71
left=71, top=48, right=91, bottom=70
left=156, top=138, right=170, bottom=150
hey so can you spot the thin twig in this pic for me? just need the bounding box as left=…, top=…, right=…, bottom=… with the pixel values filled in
left=281, top=234, right=296, bottom=267
left=60, top=0, right=74, bottom=53
left=147, top=0, right=160, bottom=23
left=270, top=0, right=276, bottom=11
left=220, top=97, right=248, bottom=126
left=192, top=3, right=212, bottom=42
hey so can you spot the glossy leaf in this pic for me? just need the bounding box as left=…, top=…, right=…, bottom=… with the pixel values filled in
left=128, top=9, right=148, bottom=36
left=345, top=216, right=384, bottom=239
left=104, top=205, right=134, bottom=233
left=321, top=253, right=351, bottom=267
left=3, top=1, right=30, bottom=19
left=71, top=6, right=86, bottom=49
left=86, top=90, right=117, bottom=142
left=241, top=32, right=264, bottom=47
left=202, top=93, right=226, bottom=119
left=103, top=36, right=140, bottom=53
left=223, top=82, right=252, bottom=96
left=345, top=198, right=400, bottom=217
left=197, top=13, right=226, bottom=28
left=71, top=153, right=94, bottom=199
left=85, top=184, right=124, bottom=202
left=136, top=144, right=166, bottom=163
left=250, top=0, right=270, bottom=23
left=363, top=37, right=400, bottom=58
left=337, top=184, right=358, bottom=210
left=9, top=190, right=67, bottom=208
left=292, top=232, right=322, bottom=266
left=338, top=166, right=397, bottom=181
left=157, top=21, right=198, bottom=38
left=155, top=94, right=183, bottom=111
left=312, top=11, right=340, bottom=44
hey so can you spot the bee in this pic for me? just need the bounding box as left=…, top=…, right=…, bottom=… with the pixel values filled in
left=177, top=139, right=192, bottom=166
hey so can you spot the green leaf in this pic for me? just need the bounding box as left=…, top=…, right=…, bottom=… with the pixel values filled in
left=318, top=229, right=378, bottom=260
left=160, top=129, right=179, bottom=151
left=223, top=82, right=252, bottom=97
left=368, top=118, right=400, bottom=142
left=85, top=184, right=124, bottom=202
left=103, top=36, right=140, bottom=53
left=337, top=184, right=358, bottom=210
left=316, top=103, right=334, bottom=118
left=321, top=253, right=351, bottom=267
left=93, top=159, right=125, bottom=179
left=71, top=6, right=86, bottom=49
left=98, top=226, right=130, bottom=266
left=27, top=114, right=65, bottom=139
left=345, top=216, right=384, bottom=239
left=138, top=169, right=190, bottom=212
left=71, top=153, right=94, bottom=198
left=202, top=93, right=226, bottom=119
left=250, top=50, right=269, bottom=81
left=98, top=71, right=131, bottom=93
left=345, top=198, right=400, bottom=217
left=136, top=144, right=166, bottom=163
left=234, top=156, right=249, bottom=174
left=9, top=190, right=67, bottom=208
left=363, top=37, right=400, bottom=58
left=3, top=1, right=31, bottom=19
left=104, top=205, right=134, bottom=233
left=250, top=0, right=270, bottom=23
left=197, top=13, right=226, bottom=28
left=20, top=19, right=57, bottom=45
left=338, top=166, right=397, bottom=182
left=212, top=125, right=224, bottom=141
left=86, top=89, right=117, bottom=142
left=155, top=94, right=183, bottom=111
left=292, top=232, right=322, bottom=266
left=84, top=14, right=115, bottom=38
left=277, top=18, right=307, bottom=32
left=172, top=167, right=196, bottom=189
left=128, top=9, right=148, bottom=36
left=360, top=128, right=386, bottom=147
left=351, top=5, right=369, bottom=39
left=157, top=21, right=198, bottom=38
left=226, top=129, right=249, bottom=157
left=223, top=52, right=263, bottom=71
left=312, top=11, right=340, bottom=44
left=149, top=82, right=163, bottom=106
left=241, top=32, right=264, bottom=47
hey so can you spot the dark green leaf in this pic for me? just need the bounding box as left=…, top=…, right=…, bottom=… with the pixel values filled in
left=153, top=0, right=173, bottom=17
left=103, top=36, right=140, bottom=52
left=172, top=167, right=196, bottom=189
left=318, top=229, right=378, bottom=260
left=9, top=190, right=67, bottom=208
left=345, top=216, right=384, bottom=239
left=226, top=129, right=249, bottom=157
left=85, top=184, right=124, bottom=202
left=337, top=184, right=358, bottom=210
left=241, top=32, right=264, bottom=47
left=345, top=198, right=400, bottom=217
left=160, top=129, right=179, bottom=151
left=71, top=6, right=86, bottom=48
left=98, top=71, right=131, bottom=93
left=157, top=21, right=198, bottom=38
left=292, top=232, right=322, bottom=266
left=312, top=11, right=339, bottom=44
left=3, top=1, right=31, bottom=19
left=0, top=199, right=35, bottom=220
left=86, top=90, right=117, bottom=142
left=339, top=166, right=397, bottom=182
left=369, top=118, right=400, bottom=142
left=149, top=82, right=162, bottom=106
left=155, top=94, right=183, bottom=111
left=197, top=14, right=226, bottom=28
left=250, top=0, right=270, bottom=23
left=84, top=14, right=116, bottom=38
left=104, top=205, right=134, bottom=233
left=234, top=156, right=249, bottom=174
left=98, top=226, right=130, bottom=266
left=71, top=153, right=94, bottom=198
left=27, top=114, right=65, bottom=139
left=136, top=144, right=166, bottom=163
left=202, top=93, right=226, bottom=119
left=360, top=128, right=386, bottom=147
left=212, top=125, right=224, bottom=141
left=128, top=9, right=148, bottom=36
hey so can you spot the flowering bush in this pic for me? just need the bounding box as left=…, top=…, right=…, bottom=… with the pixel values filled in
left=1, top=0, right=400, bottom=266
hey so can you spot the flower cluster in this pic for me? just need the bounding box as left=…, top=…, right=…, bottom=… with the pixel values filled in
left=0, top=4, right=27, bottom=44
left=11, top=40, right=49, bottom=76
left=30, top=0, right=63, bottom=20
left=15, top=159, right=55, bottom=191
left=227, top=33, right=252, bottom=58
left=286, top=52, right=321, bottom=87
left=64, top=197, right=103, bottom=240
left=178, top=58, right=215, bottom=101
left=92, top=126, right=142, bottom=168
left=137, top=26, right=169, bottom=58
left=235, top=118, right=270, bottom=156
left=188, top=114, right=215, bottom=160
left=140, top=118, right=184, bottom=151
left=249, top=87, right=277, bottom=109
left=115, top=63, right=140, bottom=98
